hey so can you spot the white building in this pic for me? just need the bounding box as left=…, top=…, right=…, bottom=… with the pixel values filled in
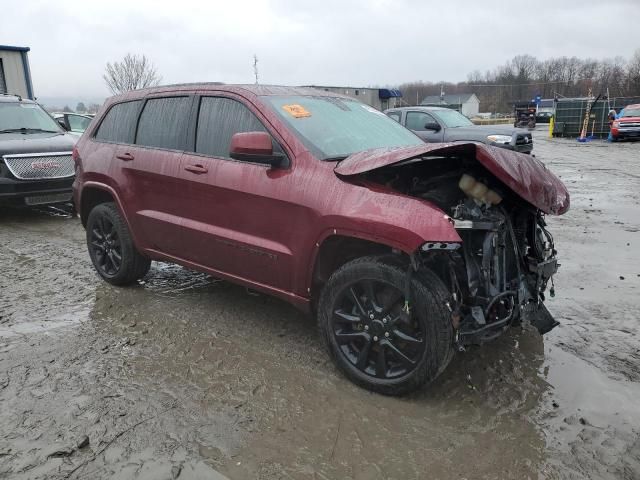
left=304, top=86, right=403, bottom=111
left=0, top=45, right=34, bottom=99
left=421, top=93, right=480, bottom=118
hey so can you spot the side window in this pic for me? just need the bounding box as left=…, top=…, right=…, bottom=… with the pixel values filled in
left=406, top=111, right=437, bottom=131
left=95, top=100, right=142, bottom=143
left=136, top=97, right=192, bottom=150
left=387, top=112, right=401, bottom=123
left=196, top=97, right=269, bottom=158
left=68, top=114, right=91, bottom=132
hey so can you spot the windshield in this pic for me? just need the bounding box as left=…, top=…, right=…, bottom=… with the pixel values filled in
left=0, top=102, right=63, bottom=133
left=263, top=96, right=422, bottom=160
left=432, top=109, right=474, bottom=128
left=622, top=108, right=640, bottom=117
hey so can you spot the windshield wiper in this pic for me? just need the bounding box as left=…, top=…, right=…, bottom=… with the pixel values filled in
left=0, top=127, right=60, bottom=134
left=323, top=155, right=348, bottom=162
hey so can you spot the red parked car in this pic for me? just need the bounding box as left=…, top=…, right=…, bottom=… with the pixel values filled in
left=611, top=104, right=640, bottom=141
left=73, top=84, right=569, bottom=395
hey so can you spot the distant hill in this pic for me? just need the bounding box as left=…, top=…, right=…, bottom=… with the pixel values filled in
left=36, top=96, right=106, bottom=112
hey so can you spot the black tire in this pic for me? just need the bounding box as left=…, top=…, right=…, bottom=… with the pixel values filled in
left=318, top=255, right=454, bottom=396
left=86, top=202, right=150, bottom=285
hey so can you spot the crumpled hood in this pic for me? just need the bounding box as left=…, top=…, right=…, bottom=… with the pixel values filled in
left=334, top=142, right=569, bottom=215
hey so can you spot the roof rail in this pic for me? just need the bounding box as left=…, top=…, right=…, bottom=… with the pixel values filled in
left=0, top=92, right=23, bottom=101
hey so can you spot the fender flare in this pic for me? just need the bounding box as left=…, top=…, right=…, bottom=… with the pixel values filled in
left=78, top=181, right=143, bottom=250
left=304, top=222, right=461, bottom=295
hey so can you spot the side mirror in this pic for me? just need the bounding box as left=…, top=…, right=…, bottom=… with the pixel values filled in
left=424, top=122, right=441, bottom=132
left=229, top=131, right=284, bottom=168
left=57, top=119, right=69, bottom=131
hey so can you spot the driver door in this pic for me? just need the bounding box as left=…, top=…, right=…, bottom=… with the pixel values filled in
left=404, top=110, right=444, bottom=143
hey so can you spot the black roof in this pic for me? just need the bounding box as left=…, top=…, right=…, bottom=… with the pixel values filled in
left=0, top=45, right=30, bottom=52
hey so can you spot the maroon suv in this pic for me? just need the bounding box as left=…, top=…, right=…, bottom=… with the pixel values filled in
left=73, top=84, right=569, bottom=395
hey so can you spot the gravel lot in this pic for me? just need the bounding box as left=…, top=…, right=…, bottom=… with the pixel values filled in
left=1, top=130, right=639, bottom=480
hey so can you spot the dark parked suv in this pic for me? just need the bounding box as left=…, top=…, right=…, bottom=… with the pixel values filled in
left=1, top=94, right=77, bottom=206
left=74, top=84, right=569, bottom=395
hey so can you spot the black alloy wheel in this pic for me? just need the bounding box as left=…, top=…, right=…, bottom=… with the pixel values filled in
left=331, top=279, right=425, bottom=380
left=90, top=215, right=122, bottom=276
left=86, top=202, right=151, bottom=285
left=318, top=256, right=454, bottom=395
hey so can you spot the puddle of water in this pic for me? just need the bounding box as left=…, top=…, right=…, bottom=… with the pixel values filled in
left=542, top=343, right=640, bottom=430
left=538, top=343, right=640, bottom=478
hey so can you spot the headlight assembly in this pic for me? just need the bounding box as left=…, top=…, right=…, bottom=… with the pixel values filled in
left=487, top=134, right=512, bottom=144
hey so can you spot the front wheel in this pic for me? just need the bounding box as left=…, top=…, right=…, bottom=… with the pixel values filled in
left=86, top=202, right=150, bottom=285
left=318, top=256, right=453, bottom=395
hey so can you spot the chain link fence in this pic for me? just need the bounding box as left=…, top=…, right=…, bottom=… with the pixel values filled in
left=553, top=96, right=640, bottom=138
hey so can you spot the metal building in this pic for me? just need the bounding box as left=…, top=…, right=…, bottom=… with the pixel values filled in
left=0, top=45, right=34, bottom=99
left=421, top=93, right=480, bottom=118
left=304, top=86, right=403, bottom=110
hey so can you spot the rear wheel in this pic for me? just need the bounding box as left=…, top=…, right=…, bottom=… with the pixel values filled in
left=86, top=202, right=150, bottom=285
left=318, top=256, right=454, bottom=395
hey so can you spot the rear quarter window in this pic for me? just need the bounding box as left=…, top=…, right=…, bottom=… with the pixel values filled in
left=95, top=100, right=142, bottom=144
left=387, top=111, right=401, bottom=123
left=136, top=96, right=192, bottom=150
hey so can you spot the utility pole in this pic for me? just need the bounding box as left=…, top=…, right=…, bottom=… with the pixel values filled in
left=253, top=54, right=259, bottom=85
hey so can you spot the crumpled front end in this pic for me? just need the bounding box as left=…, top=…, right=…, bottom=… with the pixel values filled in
left=442, top=190, right=560, bottom=345
left=339, top=142, right=568, bottom=344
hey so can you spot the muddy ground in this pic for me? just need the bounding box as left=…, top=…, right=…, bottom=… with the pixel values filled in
left=1, top=131, right=639, bottom=480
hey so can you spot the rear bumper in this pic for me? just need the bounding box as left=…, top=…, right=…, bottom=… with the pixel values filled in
left=0, top=176, right=74, bottom=205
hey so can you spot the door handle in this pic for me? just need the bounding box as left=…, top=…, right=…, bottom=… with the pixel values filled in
left=184, top=164, right=208, bottom=174
left=116, top=152, right=134, bottom=161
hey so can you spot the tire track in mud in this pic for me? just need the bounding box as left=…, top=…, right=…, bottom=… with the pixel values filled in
left=0, top=211, right=96, bottom=332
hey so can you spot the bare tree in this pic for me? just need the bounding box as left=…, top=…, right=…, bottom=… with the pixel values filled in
left=397, top=52, right=640, bottom=115
left=86, top=103, right=101, bottom=114
left=627, top=49, right=640, bottom=95
left=103, top=53, right=162, bottom=94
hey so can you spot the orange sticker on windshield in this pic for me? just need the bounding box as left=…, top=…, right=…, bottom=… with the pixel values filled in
left=282, top=104, right=311, bottom=118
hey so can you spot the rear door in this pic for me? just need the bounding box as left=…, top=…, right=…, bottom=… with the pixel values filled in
left=404, top=110, right=444, bottom=142
left=119, top=95, right=195, bottom=256
left=178, top=95, right=295, bottom=290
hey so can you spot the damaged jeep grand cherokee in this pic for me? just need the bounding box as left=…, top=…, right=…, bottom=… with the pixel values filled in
left=73, top=85, right=569, bottom=395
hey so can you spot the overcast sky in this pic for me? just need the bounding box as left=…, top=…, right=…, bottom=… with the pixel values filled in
left=4, top=0, right=640, bottom=99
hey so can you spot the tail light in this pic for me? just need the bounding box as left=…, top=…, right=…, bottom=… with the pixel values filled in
left=72, top=146, right=81, bottom=173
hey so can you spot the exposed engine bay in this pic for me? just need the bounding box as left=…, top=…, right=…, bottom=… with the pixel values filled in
left=364, top=153, right=560, bottom=346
